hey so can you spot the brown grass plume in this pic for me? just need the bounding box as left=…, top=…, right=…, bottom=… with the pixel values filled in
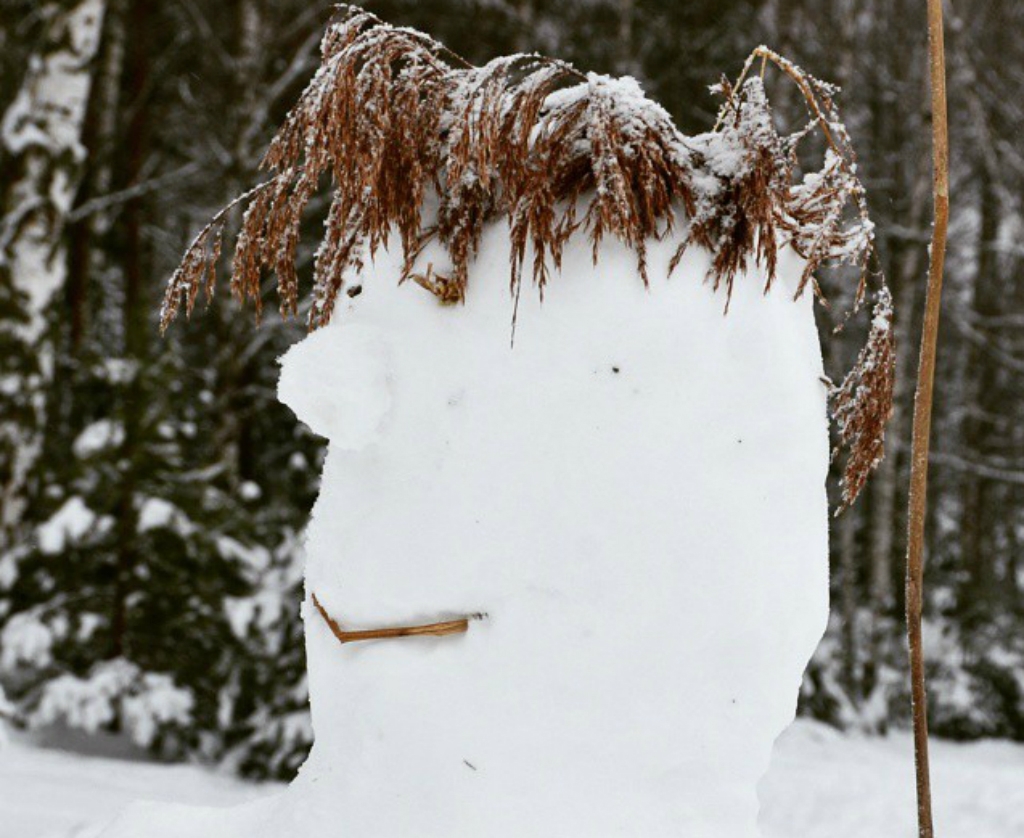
left=162, top=6, right=894, bottom=506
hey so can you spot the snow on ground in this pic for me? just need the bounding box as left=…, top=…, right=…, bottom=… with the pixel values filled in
left=0, top=735, right=276, bottom=838
left=760, top=721, right=1024, bottom=838
left=1, top=721, right=1022, bottom=838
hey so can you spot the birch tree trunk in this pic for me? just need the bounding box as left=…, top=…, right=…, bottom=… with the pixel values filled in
left=1, top=0, right=107, bottom=331
left=0, top=0, right=106, bottom=535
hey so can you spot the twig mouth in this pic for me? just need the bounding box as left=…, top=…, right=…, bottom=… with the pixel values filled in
left=311, top=592, right=483, bottom=645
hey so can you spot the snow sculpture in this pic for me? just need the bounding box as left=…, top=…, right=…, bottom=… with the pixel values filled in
left=106, top=235, right=830, bottom=838
left=282, top=234, right=831, bottom=838
left=104, top=9, right=893, bottom=838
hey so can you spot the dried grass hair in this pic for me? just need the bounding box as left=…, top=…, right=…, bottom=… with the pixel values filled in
left=162, top=6, right=894, bottom=507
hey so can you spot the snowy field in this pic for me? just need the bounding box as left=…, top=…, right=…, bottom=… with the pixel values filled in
left=1, top=721, right=1021, bottom=838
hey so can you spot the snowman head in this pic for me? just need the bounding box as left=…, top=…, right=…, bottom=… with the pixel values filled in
left=274, top=226, right=831, bottom=836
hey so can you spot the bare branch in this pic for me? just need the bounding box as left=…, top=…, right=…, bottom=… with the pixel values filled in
left=930, top=451, right=1024, bottom=486
left=67, top=162, right=203, bottom=223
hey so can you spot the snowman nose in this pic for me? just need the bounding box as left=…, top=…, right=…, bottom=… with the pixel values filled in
left=311, top=592, right=484, bottom=645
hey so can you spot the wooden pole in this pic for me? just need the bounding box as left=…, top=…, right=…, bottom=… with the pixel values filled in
left=905, top=0, right=948, bottom=835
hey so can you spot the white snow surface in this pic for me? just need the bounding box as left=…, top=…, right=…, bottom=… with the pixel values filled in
left=3, top=723, right=1024, bottom=838
left=107, top=224, right=830, bottom=836
left=0, top=734, right=275, bottom=838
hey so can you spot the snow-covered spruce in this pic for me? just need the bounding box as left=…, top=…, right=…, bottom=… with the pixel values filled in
left=120, top=7, right=895, bottom=838
left=0, top=354, right=312, bottom=766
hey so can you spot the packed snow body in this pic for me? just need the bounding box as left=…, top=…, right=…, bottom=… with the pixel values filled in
left=103, top=220, right=829, bottom=837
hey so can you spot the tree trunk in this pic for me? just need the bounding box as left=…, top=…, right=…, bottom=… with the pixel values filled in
left=66, top=0, right=126, bottom=353
left=0, top=0, right=106, bottom=537
left=617, top=0, right=635, bottom=76
left=513, top=0, right=535, bottom=53
left=869, top=149, right=931, bottom=626
left=111, top=0, right=150, bottom=660
left=838, top=508, right=860, bottom=697
left=959, top=170, right=1001, bottom=622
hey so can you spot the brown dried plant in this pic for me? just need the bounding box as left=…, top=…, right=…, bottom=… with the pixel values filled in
left=161, top=5, right=894, bottom=506
left=831, top=287, right=896, bottom=508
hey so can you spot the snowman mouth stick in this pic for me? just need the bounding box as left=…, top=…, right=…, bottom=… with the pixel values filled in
left=311, top=593, right=484, bottom=645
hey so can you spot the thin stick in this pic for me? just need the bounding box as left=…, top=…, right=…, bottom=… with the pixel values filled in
left=905, top=0, right=948, bottom=835
left=311, top=592, right=471, bottom=645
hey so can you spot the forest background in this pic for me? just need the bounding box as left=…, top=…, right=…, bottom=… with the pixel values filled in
left=1, top=0, right=1021, bottom=779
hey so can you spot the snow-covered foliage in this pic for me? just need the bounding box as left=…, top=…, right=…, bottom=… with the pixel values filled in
left=72, top=419, right=125, bottom=459
left=0, top=341, right=314, bottom=765
left=1, top=610, right=58, bottom=671
left=36, top=496, right=111, bottom=554
left=220, top=533, right=313, bottom=781
left=803, top=606, right=1024, bottom=743
left=33, top=659, right=193, bottom=748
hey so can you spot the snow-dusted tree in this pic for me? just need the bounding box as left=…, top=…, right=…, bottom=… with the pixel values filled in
left=0, top=0, right=324, bottom=765
left=768, top=0, right=1024, bottom=744
left=0, top=343, right=271, bottom=755
left=159, top=0, right=324, bottom=774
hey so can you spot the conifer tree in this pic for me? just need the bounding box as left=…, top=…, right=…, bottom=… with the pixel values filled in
left=0, top=0, right=324, bottom=765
